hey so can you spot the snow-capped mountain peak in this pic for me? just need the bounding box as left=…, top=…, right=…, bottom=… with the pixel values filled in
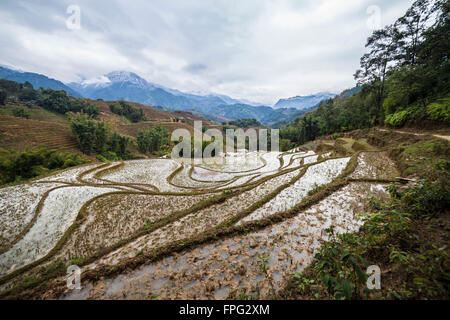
left=106, top=71, right=144, bottom=83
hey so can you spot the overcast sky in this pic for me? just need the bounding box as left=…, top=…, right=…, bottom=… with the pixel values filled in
left=0, top=0, right=412, bottom=105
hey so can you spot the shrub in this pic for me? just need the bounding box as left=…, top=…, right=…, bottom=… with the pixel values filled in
left=39, top=90, right=99, bottom=116
left=68, top=113, right=131, bottom=158
left=280, top=138, right=295, bottom=152
left=18, top=88, right=37, bottom=102
left=96, top=154, right=108, bottom=162
left=137, top=125, right=169, bottom=154
left=0, top=147, right=87, bottom=185
left=69, top=113, right=98, bottom=154
left=109, top=101, right=146, bottom=123
left=0, top=89, right=6, bottom=105
left=427, top=100, right=450, bottom=123
left=12, top=108, right=30, bottom=119
left=385, top=110, right=410, bottom=127
left=389, top=168, right=450, bottom=217
left=108, top=132, right=130, bottom=159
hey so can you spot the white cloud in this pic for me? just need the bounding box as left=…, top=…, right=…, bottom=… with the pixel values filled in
left=0, top=0, right=412, bottom=105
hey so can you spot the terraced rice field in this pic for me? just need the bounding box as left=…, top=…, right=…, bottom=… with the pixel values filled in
left=0, top=143, right=400, bottom=299
left=0, top=115, right=79, bottom=152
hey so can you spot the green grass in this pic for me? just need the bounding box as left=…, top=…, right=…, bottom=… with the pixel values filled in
left=0, top=105, right=68, bottom=124
left=391, top=136, right=449, bottom=176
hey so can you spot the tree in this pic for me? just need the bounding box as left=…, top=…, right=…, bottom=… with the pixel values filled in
left=397, top=0, right=435, bottom=66
left=93, top=121, right=108, bottom=153
left=69, top=113, right=97, bottom=154
left=18, top=87, right=37, bottom=102
left=109, top=101, right=145, bottom=122
left=137, top=125, right=169, bottom=154
left=109, top=132, right=130, bottom=158
left=0, top=90, right=6, bottom=105
left=416, top=0, right=450, bottom=96
left=354, top=23, right=403, bottom=122
left=38, top=89, right=71, bottom=114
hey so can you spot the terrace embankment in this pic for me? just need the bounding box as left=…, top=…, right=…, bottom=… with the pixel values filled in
left=0, top=132, right=413, bottom=300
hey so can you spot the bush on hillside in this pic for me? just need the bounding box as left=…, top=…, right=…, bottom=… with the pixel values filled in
left=427, top=98, right=450, bottom=123
left=108, top=132, right=130, bottom=159
left=384, top=110, right=410, bottom=127
left=39, top=89, right=98, bottom=117
left=0, top=147, right=88, bottom=185
left=0, top=89, right=6, bottom=105
left=68, top=113, right=109, bottom=154
left=137, top=125, right=169, bottom=154
left=109, top=100, right=146, bottom=123
left=12, top=107, right=30, bottom=119
left=69, top=112, right=131, bottom=158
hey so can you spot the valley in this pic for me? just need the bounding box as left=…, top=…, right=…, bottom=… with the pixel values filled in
left=0, top=0, right=448, bottom=303
left=2, top=126, right=446, bottom=300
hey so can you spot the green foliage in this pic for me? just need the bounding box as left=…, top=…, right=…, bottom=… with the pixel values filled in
left=96, top=154, right=108, bottom=162
left=389, top=170, right=450, bottom=217
left=256, top=253, right=269, bottom=274
left=293, top=274, right=317, bottom=296
left=237, top=292, right=259, bottom=300
left=289, top=173, right=449, bottom=300
left=68, top=112, right=131, bottom=158
left=390, top=135, right=450, bottom=176
left=280, top=115, right=320, bottom=146
left=0, top=79, right=22, bottom=94
left=38, top=89, right=98, bottom=117
left=18, top=87, right=37, bottom=102
left=68, top=113, right=100, bottom=154
left=38, top=89, right=65, bottom=113
left=0, top=147, right=87, bottom=185
left=0, top=89, right=6, bottom=105
left=109, top=100, right=146, bottom=123
left=280, top=138, right=295, bottom=152
left=312, top=226, right=370, bottom=300
left=280, top=0, right=449, bottom=144
left=227, top=118, right=262, bottom=128
left=108, top=132, right=130, bottom=159
left=137, top=125, right=169, bottom=154
left=427, top=97, right=450, bottom=123
left=307, top=183, right=326, bottom=196
left=384, top=110, right=410, bottom=127
left=12, top=107, right=30, bottom=119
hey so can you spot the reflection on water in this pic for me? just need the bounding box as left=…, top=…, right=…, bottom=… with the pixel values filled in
left=62, top=182, right=388, bottom=300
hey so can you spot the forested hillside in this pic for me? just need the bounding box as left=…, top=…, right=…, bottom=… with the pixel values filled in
left=0, top=79, right=220, bottom=185
left=281, top=0, right=449, bottom=146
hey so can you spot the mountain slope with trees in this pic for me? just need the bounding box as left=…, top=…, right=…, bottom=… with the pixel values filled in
left=280, top=0, right=449, bottom=146
left=0, top=66, right=81, bottom=98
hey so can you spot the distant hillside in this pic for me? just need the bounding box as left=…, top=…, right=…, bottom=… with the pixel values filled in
left=201, top=103, right=311, bottom=126
left=274, top=92, right=336, bottom=110
left=269, top=105, right=318, bottom=128
left=0, top=78, right=220, bottom=155
left=2, top=67, right=327, bottom=126
left=0, top=66, right=81, bottom=97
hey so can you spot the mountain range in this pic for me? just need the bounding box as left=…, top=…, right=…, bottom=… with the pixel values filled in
left=273, top=92, right=337, bottom=110
left=0, top=66, right=81, bottom=98
left=0, top=66, right=340, bottom=126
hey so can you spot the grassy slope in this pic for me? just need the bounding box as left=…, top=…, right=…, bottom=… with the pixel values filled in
left=0, top=99, right=222, bottom=154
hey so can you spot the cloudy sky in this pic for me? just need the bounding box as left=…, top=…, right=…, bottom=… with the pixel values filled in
left=0, top=0, right=412, bottom=105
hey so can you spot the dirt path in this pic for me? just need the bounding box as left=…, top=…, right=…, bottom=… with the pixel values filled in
left=378, top=128, right=450, bottom=142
